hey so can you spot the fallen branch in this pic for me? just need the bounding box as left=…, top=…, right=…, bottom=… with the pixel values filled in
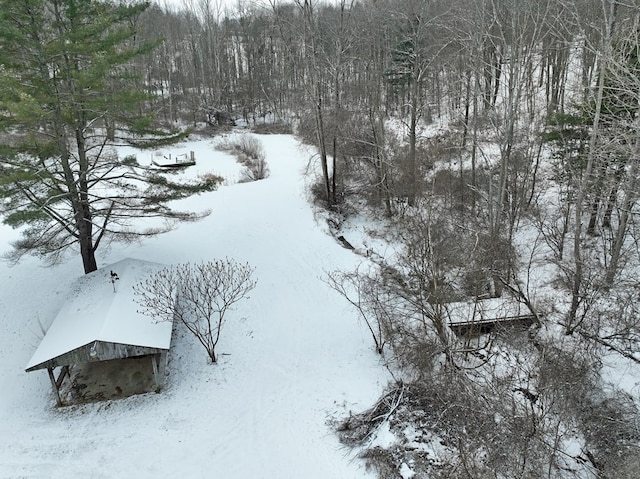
left=571, top=326, right=640, bottom=364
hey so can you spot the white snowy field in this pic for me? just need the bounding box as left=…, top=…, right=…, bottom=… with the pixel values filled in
left=0, top=133, right=388, bottom=478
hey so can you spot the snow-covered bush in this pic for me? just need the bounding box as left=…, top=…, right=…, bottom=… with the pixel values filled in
left=239, top=156, right=270, bottom=183
left=217, top=135, right=270, bottom=182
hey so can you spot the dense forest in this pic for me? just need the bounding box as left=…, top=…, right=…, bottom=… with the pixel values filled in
left=135, top=0, right=640, bottom=296
left=2, top=0, right=640, bottom=477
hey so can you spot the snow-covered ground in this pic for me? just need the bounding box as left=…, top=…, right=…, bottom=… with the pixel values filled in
left=0, top=133, right=388, bottom=478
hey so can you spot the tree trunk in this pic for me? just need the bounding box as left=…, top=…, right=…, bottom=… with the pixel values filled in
left=567, top=0, right=617, bottom=333
left=602, top=162, right=626, bottom=229
left=407, top=74, right=419, bottom=206
left=314, top=82, right=332, bottom=206
left=370, top=109, right=392, bottom=216
left=605, top=128, right=639, bottom=286
left=79, top=235, right=98, bottom=274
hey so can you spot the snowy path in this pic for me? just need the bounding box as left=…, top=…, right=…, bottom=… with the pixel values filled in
left=0, top=134, right=386, bottom=478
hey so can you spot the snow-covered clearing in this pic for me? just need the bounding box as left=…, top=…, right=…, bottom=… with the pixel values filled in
left=0, top=133, right=388, bottom=478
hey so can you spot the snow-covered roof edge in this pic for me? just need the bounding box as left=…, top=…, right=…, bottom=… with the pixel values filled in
left=25, top=258, right=173, bottom=371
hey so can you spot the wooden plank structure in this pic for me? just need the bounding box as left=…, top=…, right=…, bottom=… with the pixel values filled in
left=25, top=258, right=173, bottom=406
left=447, top=297, right=538, bottom=337
left=151, top=151, right=196, bottom=168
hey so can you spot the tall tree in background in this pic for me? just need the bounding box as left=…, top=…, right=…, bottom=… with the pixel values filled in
left=0, top=0, right=219, bottom=274
left=566, top=0, right=618, bottom=332
left=297, top=0, right=334, bottom=206
left=384, top=1, right=430, bottom=207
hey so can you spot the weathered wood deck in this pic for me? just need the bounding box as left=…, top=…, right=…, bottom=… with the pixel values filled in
left=447, top=298, right=539, bottom=337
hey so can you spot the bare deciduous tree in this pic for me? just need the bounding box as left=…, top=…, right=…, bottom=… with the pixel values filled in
left=325, top=265, right=390, bottom=355
left=134, top=259, right=257, bottom=363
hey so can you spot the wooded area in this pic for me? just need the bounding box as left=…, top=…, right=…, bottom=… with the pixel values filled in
left=144, top=1, right=640, bottom=476
left=2, top=0, right=640, bottom=477
left=130, top=0, right=640, bottom=301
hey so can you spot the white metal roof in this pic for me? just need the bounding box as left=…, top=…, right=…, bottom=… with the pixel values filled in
left=25, top=258, right=172, bottom=371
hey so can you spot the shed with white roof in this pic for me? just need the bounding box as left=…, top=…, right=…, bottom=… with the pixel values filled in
left=25, top=258, right=173, bottom=406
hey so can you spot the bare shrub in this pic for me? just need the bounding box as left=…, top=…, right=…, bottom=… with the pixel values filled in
left=290, top=111, right=314, bottom=155
left=239, top=156, right=270, bottom=182
left=579, top=388, right=640, bottom=476
left=360, top=448, right=402, bottom=479
left=335, top=333, right=634, bottom=479
left=217, top=135, right=270, bottom=181
left=325, top=265, right=391, bottom=355
left=571, top=286, right=640, bottom=365
left=328, top=208, right=512, bottom=373
left=460, top=232, right=515, bottom=298
left=134, top=259, right=257, bottom=363
left=384, top=141, right=431, bottom=203
left=233, top=135, right=265, bottom=163
left=337, top=379, right=499, bottom=478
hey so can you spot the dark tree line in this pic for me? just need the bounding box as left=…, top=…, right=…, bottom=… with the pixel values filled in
left=4, top=0, right=638, bottom=276
left=144, top=0, right=640, bottom=312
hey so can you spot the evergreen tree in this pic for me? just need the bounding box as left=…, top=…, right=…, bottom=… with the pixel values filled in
left=0, top=0, right=219, bottom=273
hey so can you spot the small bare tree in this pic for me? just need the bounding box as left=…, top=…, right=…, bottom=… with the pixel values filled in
left=325, top=265, right=391, bottom=355
left=134, top=259, right=257, bottom=363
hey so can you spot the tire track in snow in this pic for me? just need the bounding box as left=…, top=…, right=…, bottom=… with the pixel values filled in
left=201, top=134, right=382, bottom=477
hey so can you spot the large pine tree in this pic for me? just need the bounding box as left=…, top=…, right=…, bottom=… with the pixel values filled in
left=0, top=0, right=218, bottom=273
